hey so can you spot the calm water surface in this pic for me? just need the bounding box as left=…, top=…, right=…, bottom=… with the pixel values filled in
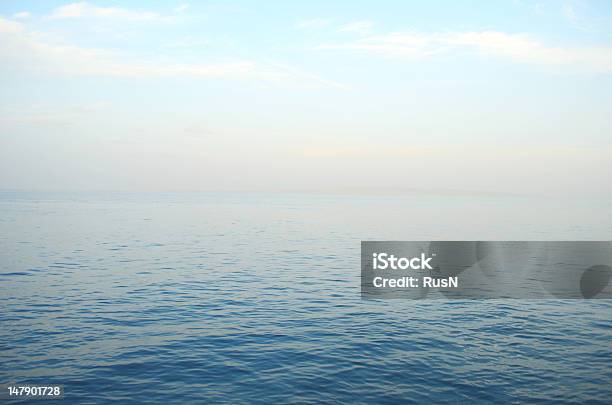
left=1, top=192, right=611, bottom=403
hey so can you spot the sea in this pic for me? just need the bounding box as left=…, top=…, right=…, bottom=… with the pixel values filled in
left=0, top=191, right=610, bottom=403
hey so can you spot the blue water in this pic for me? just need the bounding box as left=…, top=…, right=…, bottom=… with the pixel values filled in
left=1, top=192, right=611, bottom=403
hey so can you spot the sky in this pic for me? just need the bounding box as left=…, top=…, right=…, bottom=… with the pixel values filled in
left=1, top=0, right=611, bottom=196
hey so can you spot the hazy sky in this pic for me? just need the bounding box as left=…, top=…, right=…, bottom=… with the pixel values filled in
left=1, top=1, right=611, bottom=196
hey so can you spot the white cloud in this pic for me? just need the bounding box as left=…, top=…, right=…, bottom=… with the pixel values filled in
left=563, top=2, right=578, bottom=23
left=318, top=32, right=446, bottom=58
left=0, top=17, right=23, bottom=33
left=295, top=18, right=331, bottom=30
left=0, top=17, right=345, bottom=88
left=12, top=11, right=31, bottom=19
left=0, top=102, right=111, bottom=127
left=48, top=2, right=170, bottom=22
left=338, top=21, right=373, bottom=35
left=174, top=4, right=189, bottom=13
left=562, top=1, right=598, bottom=32
left=448, top=31, right=612, bottom=71
left=318, top=30, right=612, bottom=73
